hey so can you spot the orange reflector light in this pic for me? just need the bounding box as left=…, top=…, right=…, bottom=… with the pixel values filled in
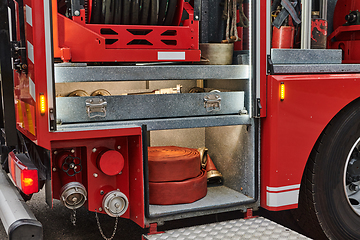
left=40, top=93, right=46, bottom=115
left=280, top=82, right=285, bottom=101
left=8, top=152, right=39, bottom=195
left=22, top=177, right=34, bottom=187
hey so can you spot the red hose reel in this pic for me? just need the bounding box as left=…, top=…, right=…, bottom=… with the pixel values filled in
left=54, top=0, right=200, bottom=62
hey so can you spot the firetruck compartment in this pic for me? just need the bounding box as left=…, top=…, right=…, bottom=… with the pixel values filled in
left=146, top=125, right=256, bottom=220
left=54, top=64, right=250, bottom=125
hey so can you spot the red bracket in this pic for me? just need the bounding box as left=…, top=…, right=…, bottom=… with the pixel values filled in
left=244, top=208, right=257, bottom=219
left=147, top=223, right=165, bottom=235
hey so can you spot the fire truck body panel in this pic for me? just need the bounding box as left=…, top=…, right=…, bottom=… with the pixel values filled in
left=3, top=0, right=360, bottom=239
left=262, top=73, right=360, bottom=211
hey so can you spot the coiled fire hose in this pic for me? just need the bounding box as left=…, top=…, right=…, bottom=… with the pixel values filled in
left=148, top=146, right=223, bottom=205
left=90, top=0, right=177, bottom=25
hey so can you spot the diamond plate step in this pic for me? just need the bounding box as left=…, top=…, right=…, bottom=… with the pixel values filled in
left=143, top=217, right=310, bottom=240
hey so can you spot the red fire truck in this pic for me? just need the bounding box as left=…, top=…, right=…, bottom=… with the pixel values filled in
left=1, top=0, right=360, bottom=239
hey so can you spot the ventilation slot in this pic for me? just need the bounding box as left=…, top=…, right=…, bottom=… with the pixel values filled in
left=100, top=28, right=118, bottom=35
left=105, top=39, right=118, bottom=45
left=161, top=40, right=177, bottom=45
left=127, top=29, right=153, bottom=35
left=127, top=39, right=153, bottom=45
left=161, top=30, right=177, bottom=36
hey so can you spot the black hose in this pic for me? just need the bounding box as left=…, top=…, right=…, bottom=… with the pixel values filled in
left=104, top=0, right=114, bottom=24
left=164, top=0, right=176, bottom=25
left=131, top=0, right=140, bottom=24
left=157, top=0, right=167, bottom=25
left=140, top=0, right=150, bottom=24
left=114, top=0, right=122, bottom=24
left=149, top=0, right=158, bottom=25
left=123, top=0, right=131, bottom=24
left=90, top=0, right=103, bottom=23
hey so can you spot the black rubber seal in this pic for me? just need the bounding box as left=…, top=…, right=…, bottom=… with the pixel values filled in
left=8, top=219, right=43, bottom=240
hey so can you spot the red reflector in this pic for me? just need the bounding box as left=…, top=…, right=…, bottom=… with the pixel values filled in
left=21, top=170, right=38, bottom=195
left=8, top=152, right=39, bottom=195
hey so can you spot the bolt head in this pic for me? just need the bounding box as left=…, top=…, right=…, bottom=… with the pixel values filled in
left=92, top=148, right=97, bottom=153
left=52, top=168, right=57, bottom=172
left=98, top=207, right=103, bottom=212
left=74, top=10, right=80, bottom=16
left=117, top=146, right=121, bottom=150
left=53, top=151, right=58, bottom=155
left=71, top=149, right=75, bottom=153
left=93, top=173, right=98, bottom=178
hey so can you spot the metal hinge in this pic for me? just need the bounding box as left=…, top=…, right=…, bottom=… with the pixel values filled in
left=49, top=108, right=56, bottom=131
left=267, top=54, right=274, bottom=75
left=255, top=98, right=262, bottom=118
left=86, top=98, right=107, bottom=118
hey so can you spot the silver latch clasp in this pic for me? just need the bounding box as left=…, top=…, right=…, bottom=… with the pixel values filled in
left=86, top=98, right=107, bottom=118
left=204, top=94, right=221, bottom=112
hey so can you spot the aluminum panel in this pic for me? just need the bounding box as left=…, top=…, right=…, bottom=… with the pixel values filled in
left=56, top=115, right=251, bottom=132
left=56, top=92, right=245, bottom=123
left=273, top=64, right=360, bottom=74
left=54, top=65, right=250, bottom=82
left=271, top=49, right=342, bottom=65
left=144, top=217, right=310, bottom=240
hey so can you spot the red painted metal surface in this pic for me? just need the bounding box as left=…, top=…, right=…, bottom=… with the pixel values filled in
left=328, top=0, right=360, bottom=63
left=311, top=19, right=327, bottom=49
left=53, top=1, right=200, bottom=62
left=272, top=26, right=294, bottom=49
left=50, top=128, right=145, bottom=227
left=261, top=74, right=360, bottom=211
left=328, top=25, right=360, bottom=63
left=333, top=0, right=360, bottom=31
left=97, top=150, right=125, bottom=176
left=259, top=0, right=267, bottom=118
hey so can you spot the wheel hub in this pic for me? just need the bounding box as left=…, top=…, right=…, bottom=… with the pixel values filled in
left=344, top=140, right=360, bottom=216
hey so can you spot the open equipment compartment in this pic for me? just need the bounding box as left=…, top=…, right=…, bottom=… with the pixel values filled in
left=52, top=0, right=256, bottom=226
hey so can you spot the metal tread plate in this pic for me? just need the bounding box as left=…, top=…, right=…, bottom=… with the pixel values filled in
left=143, top=217, right=310, bottom=240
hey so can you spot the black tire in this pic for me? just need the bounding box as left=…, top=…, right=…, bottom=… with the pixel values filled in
left=294, top=100, right=360, bottom=240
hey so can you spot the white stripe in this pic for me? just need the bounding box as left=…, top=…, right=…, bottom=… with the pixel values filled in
left=27, top=41, right=34, bottom=63
left=8, top=7, right=14, bottom=69
left=158, top=52, right=185, bottom=60
left=26, top=5, right=32, bottom=27
left=29, top=77, right=36, bottom=102
left=267, top=190, right=299, bottom=207
left=7, top=7, right=13, bottom=40
left=43, top=0, right=54, bottom=112
left=266, top=184, right=300, bottom=192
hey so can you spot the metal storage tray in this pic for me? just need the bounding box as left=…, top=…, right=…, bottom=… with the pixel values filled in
left=56, top=91, right=245, bottom=124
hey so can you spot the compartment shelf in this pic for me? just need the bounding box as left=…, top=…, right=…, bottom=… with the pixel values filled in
left=148, top=185, right=254, bottom=218
left=54, top=64, right=250, bottom=82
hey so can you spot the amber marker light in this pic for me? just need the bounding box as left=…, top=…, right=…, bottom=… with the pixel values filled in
left=280, top=82, right=285, bottom=101
left=39, top=93, right=46, bottom=115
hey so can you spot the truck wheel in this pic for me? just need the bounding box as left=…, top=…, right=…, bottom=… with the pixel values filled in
left=294, top=101, right=360, bottom=240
